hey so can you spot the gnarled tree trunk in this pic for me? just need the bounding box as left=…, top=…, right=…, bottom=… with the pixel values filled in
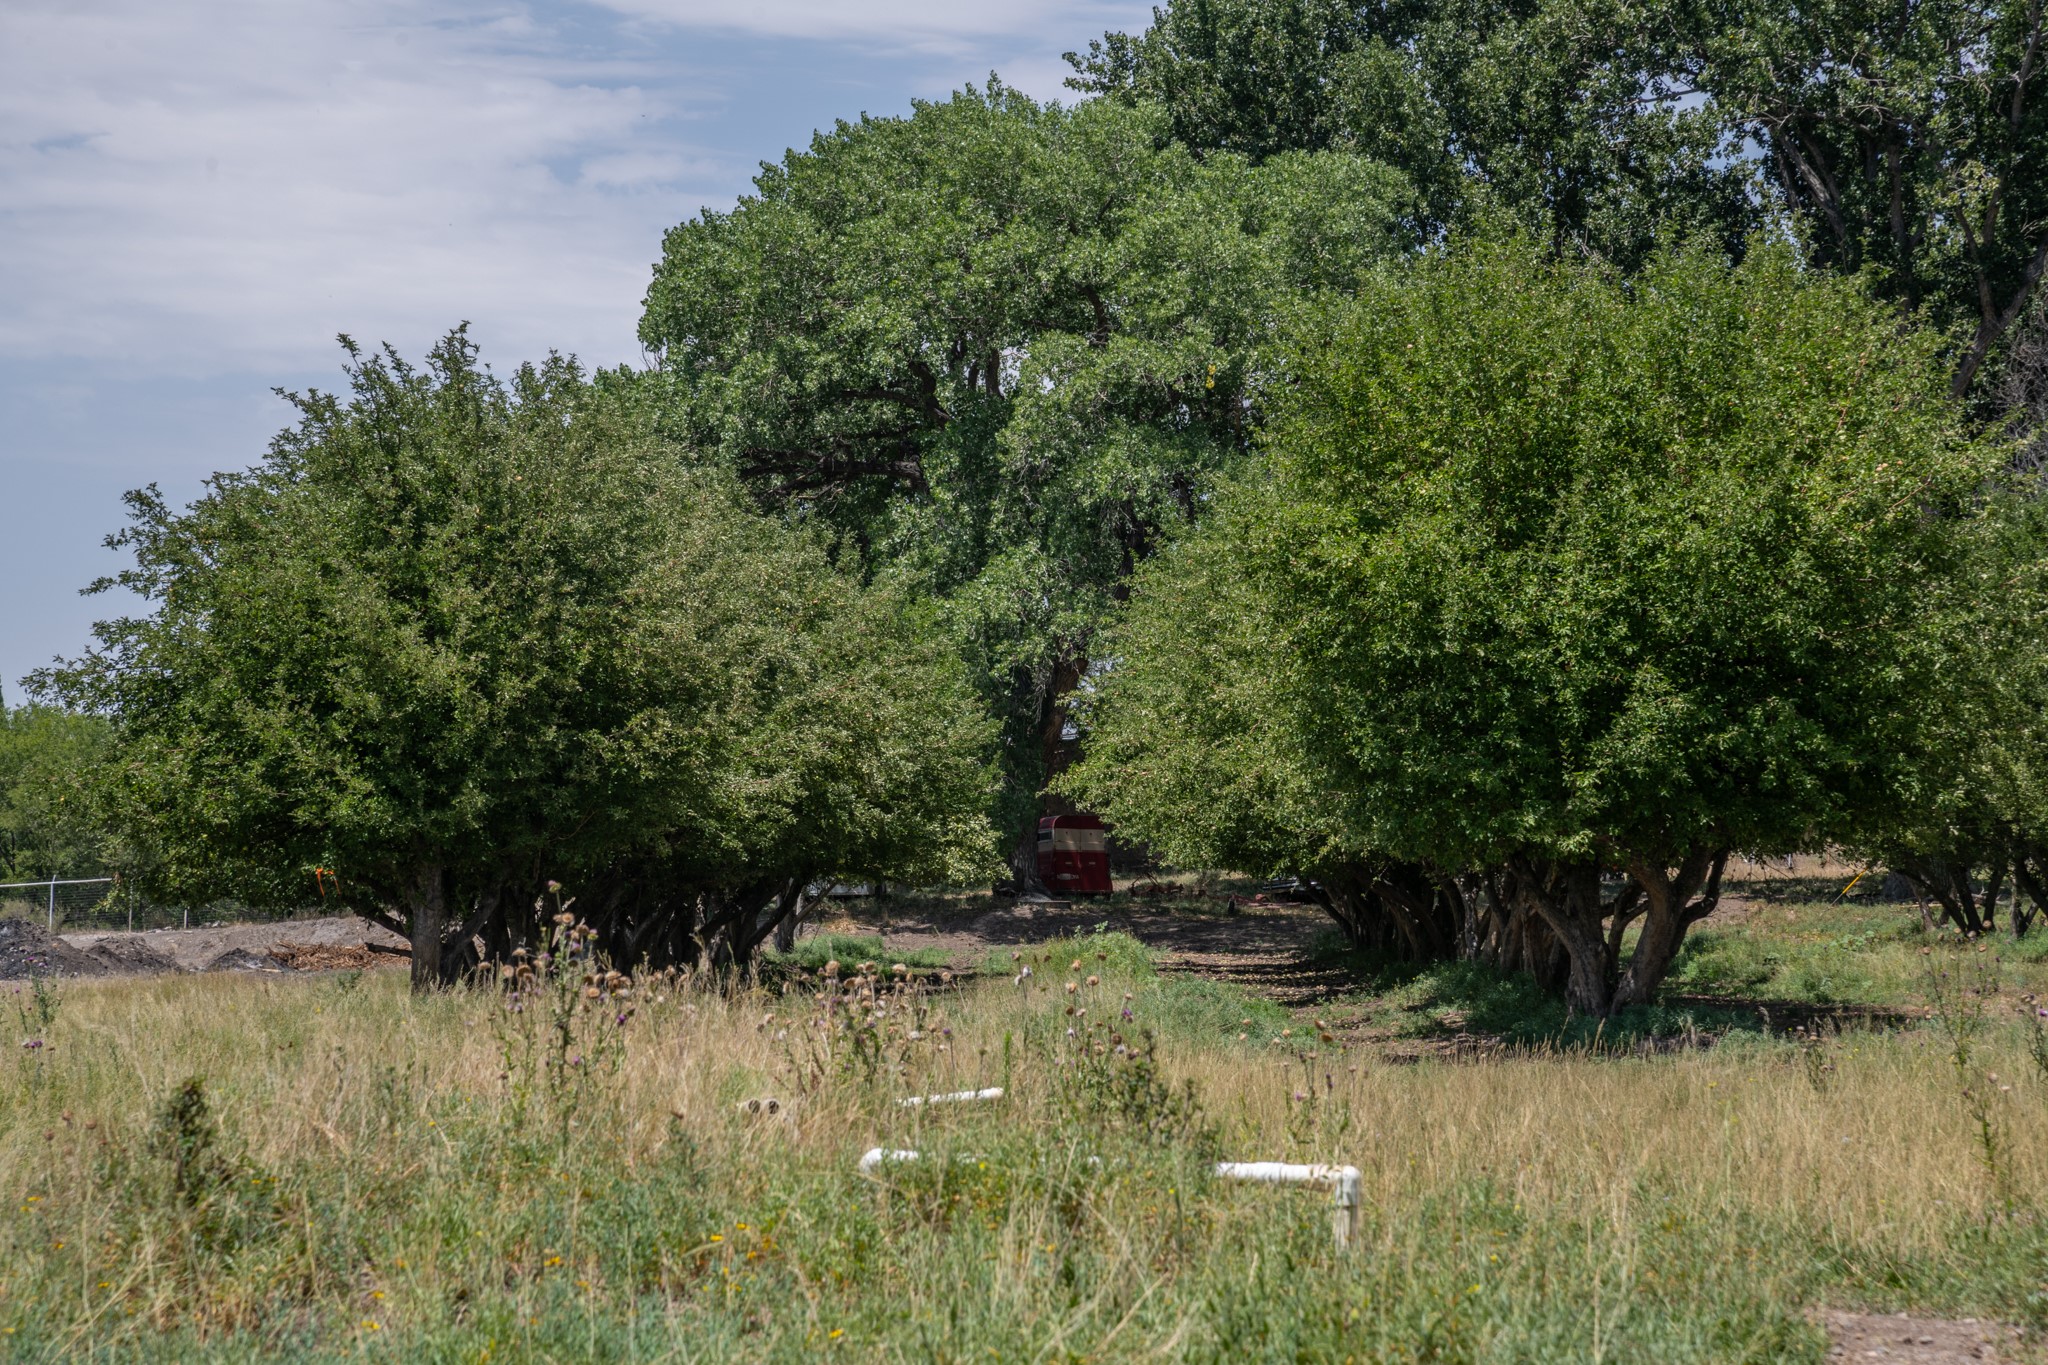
left=1515, top=858, right=1615, bottom=1016
left=1614, top=849, right=1726, bottom=1009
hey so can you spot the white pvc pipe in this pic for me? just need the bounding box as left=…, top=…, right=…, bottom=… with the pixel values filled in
left=896, top=1086, right=1004, bottom=1108
left=1213, top=1161, right=1362, bottom=1250
left=853, top=1147, right=1360, bottom=1249
left=858, top=1148, right=922, bottom=1175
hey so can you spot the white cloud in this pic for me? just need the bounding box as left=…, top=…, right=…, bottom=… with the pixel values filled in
left=0, top=0, right=1152, bottom=378
left=0, top=0, right=1159, bottom=686
left=591, top=0, right=1144, bottom=48
left=0, top=0, right=730, bottom=374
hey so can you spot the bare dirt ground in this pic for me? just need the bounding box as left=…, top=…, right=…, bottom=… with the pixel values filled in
left=23, top=914, right=410, bottom=977
left=815, top=894, right=1358, bottom=1004
left=1822, top=1310, right=2024, bottom=1362
left=818, top=855, right=1898, bottom=1010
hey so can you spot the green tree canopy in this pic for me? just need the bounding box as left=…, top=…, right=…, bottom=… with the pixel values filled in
left=1694, top=0, right=2048, bottom=398
left=1072, top=0, right=2048, bottom=399
left=0, top=700, right=116, bottom=884
left=639, top=81, right=1410, bottom=881
left=1840, top=485, right=2048, bottom=936
left=36, top=332, right=997, bottom=986
left=1067, top=0, right=1758, bottom=269
left=1069, top=241, right=2002, bottom=1013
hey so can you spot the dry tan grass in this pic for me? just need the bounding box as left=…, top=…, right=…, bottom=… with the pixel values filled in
left=6, top=960, right=2039, bottom=1241
left=5, top=942, right=2044, bottom=1359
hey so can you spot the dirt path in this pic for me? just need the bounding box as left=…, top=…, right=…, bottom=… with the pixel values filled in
left=817, top=895, right=1371, bottom=1007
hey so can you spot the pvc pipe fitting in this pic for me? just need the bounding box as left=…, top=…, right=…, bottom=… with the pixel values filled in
left=1212, top=1161, right=1363, bottom=1249
left=896, top=1086, right=1005, bottom=1108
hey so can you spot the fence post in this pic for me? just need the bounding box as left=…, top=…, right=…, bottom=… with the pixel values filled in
left=127, top=886, right=134, bottom=933
left=47, top=874, right=56, bottom=932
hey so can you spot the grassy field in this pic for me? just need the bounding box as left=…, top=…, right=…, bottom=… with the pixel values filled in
left=2, top=903, right=2046, bottom=1361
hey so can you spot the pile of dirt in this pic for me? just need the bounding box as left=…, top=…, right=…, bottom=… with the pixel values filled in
left=61, top=915, right=409, bottom=975
left=202, top=947, right=288, bottom=973
left=0, top=917, right=129, bottom=978
left=79, top=935, right=181, bottom=976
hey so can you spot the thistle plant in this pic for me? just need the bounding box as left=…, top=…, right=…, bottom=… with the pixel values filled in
left=1050, top=979, right=1214, bottom=1156
left=1922, top=948, right=2011, bottom=1209
left=781, top=957, right=949, bottom=1094
left=490, top=888, right=636, bottom=1146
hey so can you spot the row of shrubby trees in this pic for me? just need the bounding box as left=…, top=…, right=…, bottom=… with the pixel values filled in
left=23, top=0, right=2048, bottom=1008
left=1063, top=242, right=2041, bottom=1016
left=36, top=345, right=998, bottom=986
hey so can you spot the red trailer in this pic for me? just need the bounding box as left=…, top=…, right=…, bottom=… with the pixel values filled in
left=1037, top=813, right=1112, bottom=895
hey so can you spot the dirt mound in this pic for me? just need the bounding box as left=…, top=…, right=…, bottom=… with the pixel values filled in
left=202, top=947, right=289, bottom=973
left=61, top=915, right=409, bottom=975
left=0, top=917, right=118, bottom=979
left=81, top=936, right=181, bottom=976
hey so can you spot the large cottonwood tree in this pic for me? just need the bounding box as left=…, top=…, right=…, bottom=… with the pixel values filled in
left=639, top=83, right=1410, bottom=885
left=1074, top=0, right=2048, bottom=400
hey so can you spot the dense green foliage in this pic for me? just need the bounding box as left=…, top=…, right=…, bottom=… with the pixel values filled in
left=1694, top=0, right=2048, bottom=397
left=0, top=701, right=116, bottom=883
left=1067, top=242, right=2005, bottom=1013
left=640, top=84, right=1409, bottom=879
left=1068, top=0, right=1756, bottom=267
left=1072, top=0, right=2048, bottom=398
left=35, top=333, right=996, bottom=982
left=1843, top=489, right=2048, bottom=935
left=24, top=0, right=2048, bottom=1005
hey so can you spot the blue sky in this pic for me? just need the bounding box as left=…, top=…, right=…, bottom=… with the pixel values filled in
left=0, top=0, right=1155, bottom=694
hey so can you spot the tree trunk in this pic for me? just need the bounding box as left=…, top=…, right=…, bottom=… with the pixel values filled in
left=773, top=880, right=812, bottom=953
left=1516, top=859, right=1613, bottom=1016
left=406, top=863, right=446, bottom=994
left=2012, top=856, right=2047, bottom=938
left=1008, top=822, right=1049, bottom=896
left=1613, top=849, right=1726, bottom=1009
left=1552, top=912, right=1614, bottom=1017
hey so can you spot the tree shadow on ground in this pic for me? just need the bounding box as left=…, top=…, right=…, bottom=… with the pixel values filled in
left=1306, top=932, right=1915, bottom=1053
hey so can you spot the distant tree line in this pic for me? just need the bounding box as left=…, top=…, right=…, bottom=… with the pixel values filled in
left=20, top=0, right=2048, bottom=1007
left=0, top=699, right=116, bottom=884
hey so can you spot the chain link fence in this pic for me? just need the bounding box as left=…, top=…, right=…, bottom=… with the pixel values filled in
left=0, top=878, right=319, bottom=934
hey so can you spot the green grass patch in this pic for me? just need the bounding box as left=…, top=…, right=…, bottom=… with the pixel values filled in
left=765, top=931, right=952, bottom=973
left=979, top=926, right=1158, bottom=980
left=1137, top=974, right=1291, bottom=1048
